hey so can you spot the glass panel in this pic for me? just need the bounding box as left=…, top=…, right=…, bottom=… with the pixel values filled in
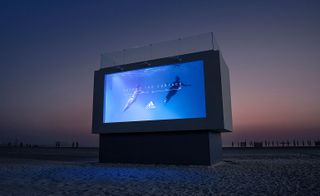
left=100, top=32, right=220, bottom=68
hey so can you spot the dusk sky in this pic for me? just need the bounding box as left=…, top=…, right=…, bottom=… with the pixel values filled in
left=1, top=0, right=319, bottom=147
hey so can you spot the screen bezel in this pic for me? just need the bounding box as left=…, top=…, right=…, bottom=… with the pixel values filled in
left=103, top=59, right=207, bottom=124
left=92, top=50, right=228, bottom=134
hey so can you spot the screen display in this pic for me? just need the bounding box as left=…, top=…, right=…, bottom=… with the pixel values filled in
left=103, top=60, right=206, bottom=123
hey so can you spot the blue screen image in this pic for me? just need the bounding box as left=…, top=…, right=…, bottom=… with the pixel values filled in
left=103, top=60, right=206, bottom=123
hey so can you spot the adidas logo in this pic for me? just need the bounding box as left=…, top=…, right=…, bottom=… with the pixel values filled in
left=145, top=101, right=156, bottom=109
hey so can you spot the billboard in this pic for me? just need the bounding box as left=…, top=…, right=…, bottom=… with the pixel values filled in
left=103, top=60, right=206, bottom=123
left=92, top=50, right=232, bottom=134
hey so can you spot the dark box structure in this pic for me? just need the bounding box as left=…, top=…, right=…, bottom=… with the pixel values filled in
left=92, top=34, right=232, bottom=165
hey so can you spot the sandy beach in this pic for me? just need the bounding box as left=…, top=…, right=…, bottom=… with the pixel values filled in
left=0, top=147, right=319, bottom=195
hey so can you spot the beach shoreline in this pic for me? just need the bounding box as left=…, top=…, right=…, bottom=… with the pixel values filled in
left=0, top=147, right=319, bottom=195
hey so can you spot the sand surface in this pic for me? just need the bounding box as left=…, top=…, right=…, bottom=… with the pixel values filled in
left=0, top=148, right=319, bottom=195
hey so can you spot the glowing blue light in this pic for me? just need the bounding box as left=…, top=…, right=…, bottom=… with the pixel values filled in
left=103, top=60, right=206, bottom=123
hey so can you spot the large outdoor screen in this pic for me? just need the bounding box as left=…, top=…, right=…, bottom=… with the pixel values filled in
left=103, top=60, right=206, bottom=123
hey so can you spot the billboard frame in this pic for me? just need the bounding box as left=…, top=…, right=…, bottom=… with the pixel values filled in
left=92, top=50, right=232, bottom=134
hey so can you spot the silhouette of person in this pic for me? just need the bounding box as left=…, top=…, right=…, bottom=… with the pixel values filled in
left=164, top=76, right=191, bottom=104
left=123, top=85, right=142, bottom=112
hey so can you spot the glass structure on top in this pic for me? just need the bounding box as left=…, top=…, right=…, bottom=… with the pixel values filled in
left=100, top=32, right=220, bottom=68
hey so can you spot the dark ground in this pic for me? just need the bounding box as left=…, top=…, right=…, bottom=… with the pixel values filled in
left=0, top=147, right=99, bottom=162
left=0, top=147, right=319, bottom=195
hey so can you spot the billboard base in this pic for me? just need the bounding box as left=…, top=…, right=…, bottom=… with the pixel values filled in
left=99, top=131, right=221, bottom=165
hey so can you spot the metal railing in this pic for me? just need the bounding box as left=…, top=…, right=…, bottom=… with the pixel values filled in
left=100, top=32, right=220, bottom=68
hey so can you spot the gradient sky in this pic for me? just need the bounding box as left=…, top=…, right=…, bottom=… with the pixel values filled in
left=1, top=0, right=319, bottom=147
